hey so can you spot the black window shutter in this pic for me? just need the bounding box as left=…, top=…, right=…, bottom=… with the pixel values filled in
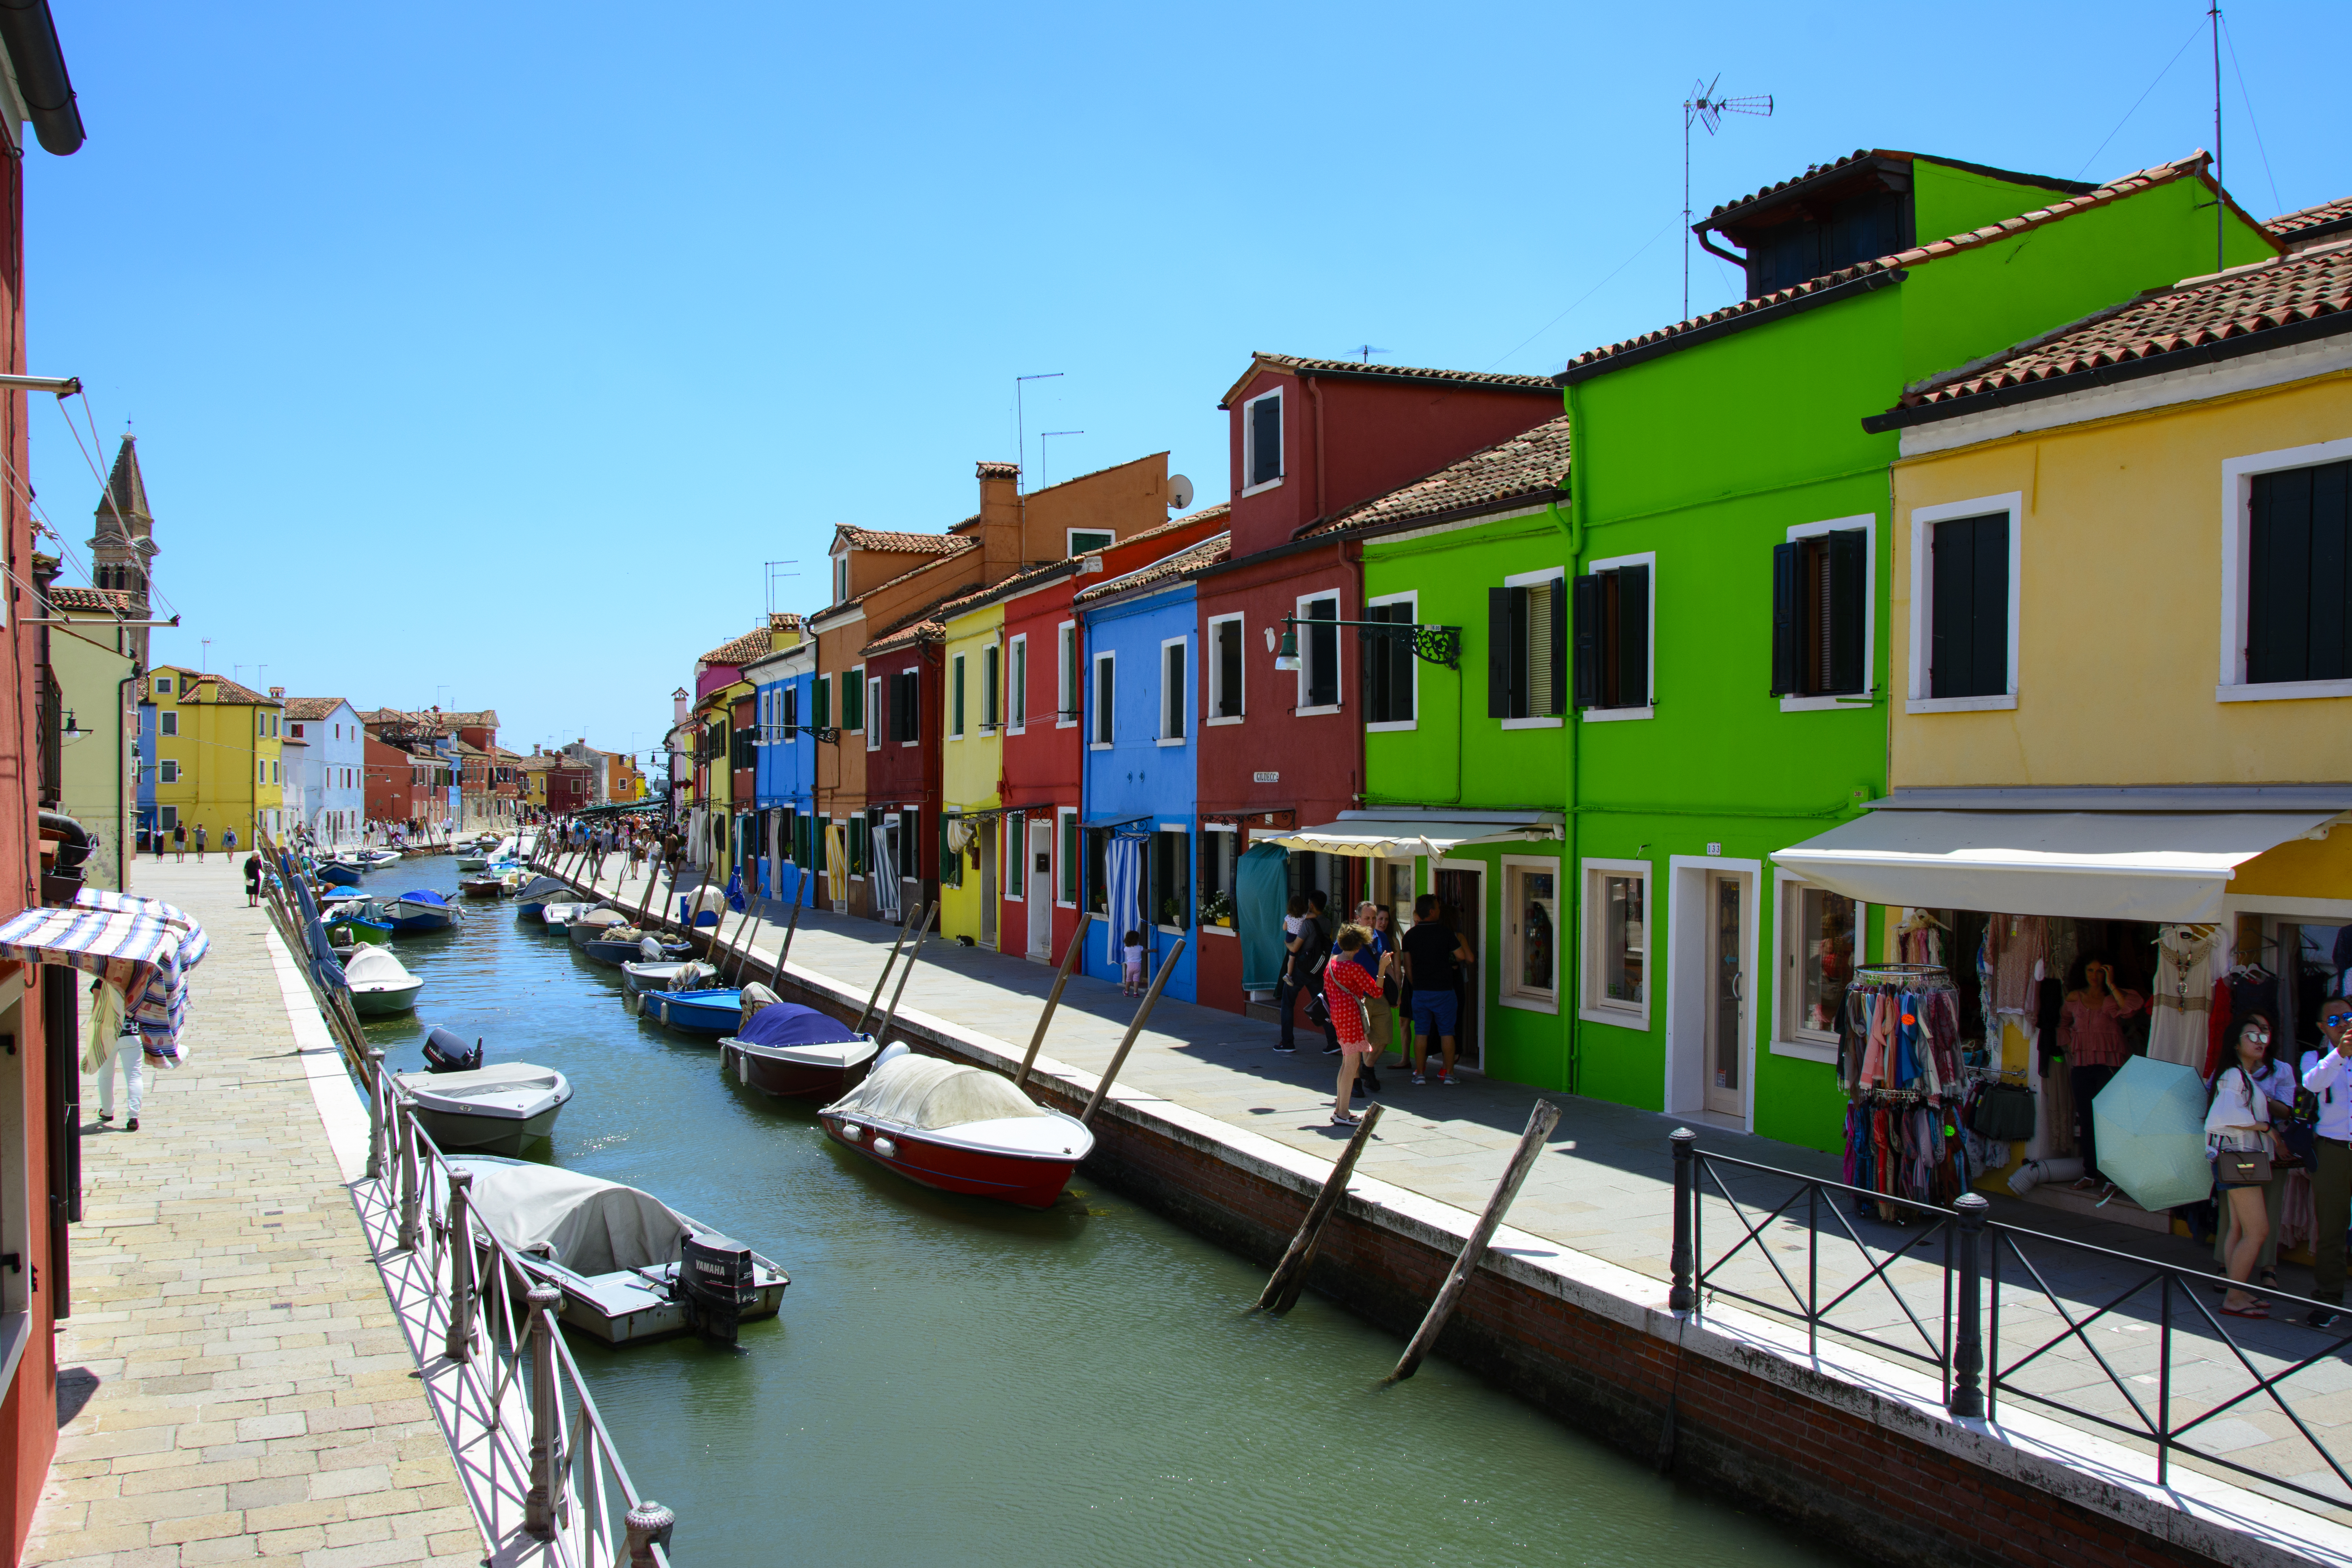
left=1827, top=528, right=1866, bottom=694
left=1614, top=564, right=1649, bottom=710
left=1360, top=602, right=1383, bottom=713
left=1970, top=515, right=2008, bottom=698
left=1250, top=396, right=1282, bottom=488
left=2316, top=460, right=2352, bottom=680
left=1929, top=523, right=1968, bottom=698
left=1770, top=542, right=1802, bottom=695
left=1487, top=586, right=1514, bottom=718
left=1217, top=621, right=1241, bottom=717
left=1571, top=574, right=1603, bottom=709
left=2248, top=464, right=2352, bottom=684
left=1547, top=576, right=1569, bottom=714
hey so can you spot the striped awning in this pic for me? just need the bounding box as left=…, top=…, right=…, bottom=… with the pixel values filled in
left=0, top=889, right=211, bottom=1056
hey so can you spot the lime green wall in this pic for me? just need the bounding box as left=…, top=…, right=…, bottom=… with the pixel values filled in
left=1911, top=157, right=2077, bottom=245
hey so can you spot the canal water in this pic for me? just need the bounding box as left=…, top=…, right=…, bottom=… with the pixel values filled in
left=359, top=858, right=1838, bottom=1566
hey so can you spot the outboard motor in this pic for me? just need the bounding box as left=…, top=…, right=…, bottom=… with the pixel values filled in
left=639, top=936, right=664, bottom=961
left=422, top=1027, right=485, bottom=1074
left=673, top=1229, right=759, bottom=1345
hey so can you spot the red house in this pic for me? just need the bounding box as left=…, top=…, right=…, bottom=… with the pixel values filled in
left=1192, top=354, right=1560, bottom=1012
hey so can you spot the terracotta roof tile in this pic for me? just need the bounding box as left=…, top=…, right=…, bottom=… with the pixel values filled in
left=1312, top=418, right=1571, bottom=537
left=1883, top=242, right=2352, bottom=420
left=975, top=460, right=1019, bottom=479
left=359, top=707, right=498, bottom=730
left=1564, top=152, right=2236, bottom=380
left=698, top=626, right=775, bottom=666
left=1075, top=533, right=1230, bottom=605
left=281, top=697, right=348, bottom=721
left=1701, top=149, right=2092, bottom=228
left=1220, top=354, right=1555, bottom=408
left=45, top=585, right=133, bottom=613
left=833, top=525, right=979, bottom=556
left=2268, top=194, right=2352, bottom=245
left=185, top=674, right=276, bottom=706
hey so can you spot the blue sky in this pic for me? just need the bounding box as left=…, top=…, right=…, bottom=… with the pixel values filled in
left=24, top=0, right=2349, bottom=762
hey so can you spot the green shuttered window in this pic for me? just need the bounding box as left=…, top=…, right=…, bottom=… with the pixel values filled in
left=951, top=655, right=967, bottom=737
left=2249, top=459, right=2352, bottom=684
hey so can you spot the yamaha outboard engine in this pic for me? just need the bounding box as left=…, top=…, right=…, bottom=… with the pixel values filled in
left=422, top=1027, right=485, bottom=1074
left=673, top=1229, right=758, bottom=1345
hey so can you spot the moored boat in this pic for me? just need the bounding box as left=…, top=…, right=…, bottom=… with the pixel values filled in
left=326, top=906, right=393, bottom=946
left=514, top=876, right=569, bottom=922
left=447, top=1155, right=786, bottom=1345
left=459, top=875, right=505, bottom=899
left=316, top=860, right=362, bottom=888
left=818, top=1050, right=1091, bottom=1208
left=393, top=1062, right=572, bottom=1155
left=721, top=1001, right=878, bottom=1100
left=385, top=889, right=462, bottom=934
left=357, top=848, right=401, bottom=869
left=567, top=906, right=630, bottom=950
left=455, top=851, right=489, bottom=872
left=643, top=987, right=740, bottom=1035
left=343, top=945, right=424, bottom=1015
left=581, top=927, right=692, bottom=968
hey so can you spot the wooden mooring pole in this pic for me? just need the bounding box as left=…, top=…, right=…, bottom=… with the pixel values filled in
left=1012, top=922, right=1088, bottom=1090
left=872, top=903, right=935, bottom=1045
left=1256, top=1102, right=1383, bottom=1314
left=1387, top=1099, right=1561, bottom=1383
left=1079, top=938, right=1185, bottom=1126
left=774, top=888, right=803, bottom=981
left=855, top=899, right=923, bottom=1035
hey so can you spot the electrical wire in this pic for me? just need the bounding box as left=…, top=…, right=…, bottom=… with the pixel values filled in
left=1480, top=214, right=1682, bottom=373
left=2220, top=15, right=2283, bottom=218
left=2074, top=18, right=2207, bottom=180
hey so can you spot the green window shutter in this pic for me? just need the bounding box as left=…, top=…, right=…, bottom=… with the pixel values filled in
left=1827, top=529, right=1867, bottom=694
left=1770, top=542, right=1803, bottom=696
left=814, top=676, right=830, bottom=731
left=1612, top=565, right=1648, bottom=710
left=1486, top=586, right=1513, bottom=718
left=1061, top=814, right=1078, bottom=904
left=984, top=646, right=1000, bottom=727
left=952, top=656, right=966, bottom=736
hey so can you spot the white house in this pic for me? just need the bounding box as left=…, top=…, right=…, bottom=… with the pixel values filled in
left=283, top=697, right=366, bottom=843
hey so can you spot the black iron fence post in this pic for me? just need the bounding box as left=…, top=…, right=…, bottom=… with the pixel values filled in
left=1669, top=1128, right=1696, bottom=1314
left=1949, top=1192, right=1987, bottom=1418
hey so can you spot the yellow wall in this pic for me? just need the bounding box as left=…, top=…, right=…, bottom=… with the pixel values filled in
left=149, top=667, right=283, bottom=848
left=1889, top=370, right=2352, bottom=792
left=939, top=603, right=1005, bottom=945
left=55, top=612, right=135, bottom=888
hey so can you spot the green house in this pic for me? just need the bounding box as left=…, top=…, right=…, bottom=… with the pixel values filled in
left=1551, top=149, right=2276, bottom=1149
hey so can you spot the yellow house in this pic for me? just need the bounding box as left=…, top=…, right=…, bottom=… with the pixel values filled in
left=148, top=666, right=285, bottom=851
left=938, top=591, right=1006, bottom=947
left=1773, top=229, right=2352, bottom=1198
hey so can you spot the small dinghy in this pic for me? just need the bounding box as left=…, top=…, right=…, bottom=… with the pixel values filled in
left=643, top=987, right=741, bottom=1035
left=722, top=1000, right=877, bottom=1100
left=514, top=877, right=570, bottom=923
left=582, top=925, right=692, bottom=968
left=344, top=945, right=423, bottom=1014
left=325, top=902, right=393, bottom=946
left=393, top=1062, right=572, bottom=1155
left=448, top=1155, right=787, bottom=1346
left=386, top=889, right=461, bottom=934
left=567, top=907, right=630, bottom=949
left=818, top=1049, right=1091, bottom=1209
left=317, top=860, right=362, bottom=888
left=357, top=848, right=401, bottom=869
left=455, top=851, right=490, bottom=872
left=459, top=875, right=506, bottom=899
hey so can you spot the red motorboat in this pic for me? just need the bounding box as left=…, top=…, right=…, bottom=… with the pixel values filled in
left=817, top=1051, right=1093, bottom=1210
left=719, top=999, right=879, bottom=1100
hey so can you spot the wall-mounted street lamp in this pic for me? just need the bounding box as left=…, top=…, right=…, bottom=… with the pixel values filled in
left=1264, top=614, right=1465, bottom=672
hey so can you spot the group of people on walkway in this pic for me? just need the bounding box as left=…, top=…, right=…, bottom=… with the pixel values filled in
left=2197, top=998, right=2352, bottom=1324
left=1273, top=890, right=1476, bottom=1127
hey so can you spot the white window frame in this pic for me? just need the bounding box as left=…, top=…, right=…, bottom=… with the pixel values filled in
left=1066, top=528, right=1115, bottom=558
left=154, top=675, right=172, bottom=694
left=831, top=547, right=849, bottom=605
left=865, top=674, right=882, bottom=752
left=1206, top=612, right=1245, bottom=725
left=1498, top=854, right=1562, bottom=1015
left=1770, top=868, right=1865, bottom=1063
left=159, top=710, right=177, bottom=736
left=1158, top=634, right=1189, bottom=746
left=1365, top=589, right=1420, bottom=733
left=1241, top=387, right=1284, bottom=497
left=1906, top=491, right=2022, bottom=714
left=1569, top=553, right=1652, bottom=725
left=1091, top=651, right=1115, bottom=750
left=1057, top=622, right=1079, bottom=728
left=949, top=652, right=967, bottom=740
left=1056, top=807, right=1079, bottom=907
left=160, top=759, right=179, bottom=783
left=159, top=804, right=178, bottom=830
left=2219, top=435, right=2352, bottom=702
left=1001, top=815, right=1023, bottom=903
left=1579, top=856, right=1652, bottom=1029
left=1294, top=589, right=1343, bottom=717
left=1779, top=512, right=1878, bottom=713
left=1007, top=634, right=1028, bottom=735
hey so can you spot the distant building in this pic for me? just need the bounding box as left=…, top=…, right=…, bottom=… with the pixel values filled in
left=146, top=666, right=285, bottom=846
left=35, top=574, right=138, bottom=886
left=283, top=697, right=365, bottom=842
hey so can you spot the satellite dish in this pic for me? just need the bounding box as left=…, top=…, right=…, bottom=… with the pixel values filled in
left=1167, top=474, right=1195, bottom=511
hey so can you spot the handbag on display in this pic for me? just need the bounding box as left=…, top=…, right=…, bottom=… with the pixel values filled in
left=1970, top=1083, right=2038, bottom=1143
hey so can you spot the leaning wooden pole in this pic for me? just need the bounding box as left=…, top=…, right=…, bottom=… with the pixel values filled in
left=1257, top=1103, right=1385, bottom=1314
left=1079, top=938, right=1186, bottom=1126
left=729, top=898, right=765, bottom=986
left=855, top=899, right=923, bottom=1035
left=1012, top=923, right=1089, bottom=1090
left=872, top=903, right=935, bottom=1045
left=773, top=889, right=803, bottom=981
left=1387, top=1099, right=1562, bottom=1383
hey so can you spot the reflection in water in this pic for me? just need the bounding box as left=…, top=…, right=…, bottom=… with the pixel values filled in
left=360, top=858, right=1834, bottom=1566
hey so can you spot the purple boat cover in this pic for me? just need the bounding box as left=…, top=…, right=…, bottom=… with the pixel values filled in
left=737, top=1001, right=860, bottom=1048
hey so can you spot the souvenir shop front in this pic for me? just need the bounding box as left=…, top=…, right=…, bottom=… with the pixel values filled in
left=1774, top=789, right=2352, bottom=1219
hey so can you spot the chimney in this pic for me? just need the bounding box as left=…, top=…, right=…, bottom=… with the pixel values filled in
left=976, top=460, right=1021, bottom=587
left=269, top=686, right=284, bottom=699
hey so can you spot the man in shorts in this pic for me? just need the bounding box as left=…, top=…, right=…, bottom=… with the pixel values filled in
left=1400, top=894, right=1474, bottom=1085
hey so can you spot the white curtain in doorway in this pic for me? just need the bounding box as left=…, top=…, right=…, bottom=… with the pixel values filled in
left=1105, top=836, right=1142, bottom=965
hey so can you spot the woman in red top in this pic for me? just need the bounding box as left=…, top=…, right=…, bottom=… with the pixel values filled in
left=2061, top=951, right=2147, bottom=1192
left=1325, top=926, right=1385, bottom=1126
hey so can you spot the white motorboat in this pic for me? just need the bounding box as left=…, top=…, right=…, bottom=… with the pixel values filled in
left=343, top=945, right=423, bottom=1016
left=818, top=1049, right=1093, bottom=1209
left=357, top=848, right=401, bottom=868
left=455, top=850, right=490, bottom=872
left=449, top=1155, right=787, bottom=1345
left=393, top=1062, right=572, bottom=1155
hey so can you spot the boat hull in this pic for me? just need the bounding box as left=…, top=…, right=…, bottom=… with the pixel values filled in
left=386, top=912, right=459, bottom=934
left=816, top=1109, right=1081, bottom=1208
left=349, top=980, right=422, bottom=1016
left=327, top=918, right=391, bottom=946
left=724, top=1040, right=872, bottom=1100
left=495, top=1251, right=788, bottom=1347
left=410, top=1102, right=564, bottom=1156
left=317, top=863, right=361, bottom=887
left=648, top=992, right=738, bottom=1035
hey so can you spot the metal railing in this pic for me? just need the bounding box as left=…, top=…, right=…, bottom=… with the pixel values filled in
left=360, top=1049, right=678, bottom=1566
left=1668, top=1128, right=2352, bottom=1514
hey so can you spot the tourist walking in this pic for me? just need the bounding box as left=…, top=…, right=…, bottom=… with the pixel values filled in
left=2212, top=1017, right=2296, bottom=1292
left=224, top=827, right=237, bottom=856
left=87, top=980, right=142, bottom=1133
left=2061, top=952, right=2147, bottom=1193
left=1346, top=902, right=1390, bottom=1095
left=2208, top=1015, right=2289, bottom=1317
left=1401, top=894, right=1473, bottom=1085
left=1274, top=893, right=1333, bottom=1055
left=194, top=824, right=207, bottom=863
left=173, top=821, right=186, bottom=862
left=2299, top=995, right=2352, bottom=1329
left=1325, top=926, right=1385, bottom=1125
left=243, top=852, right=264, bottom=908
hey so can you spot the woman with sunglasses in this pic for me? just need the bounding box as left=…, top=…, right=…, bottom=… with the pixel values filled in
left=2207, top=1015, right=2292, bottom=1317
left=2211, top=1015, right=2297, bottom=1295
left=2299, top=994, right=2352, bottom=1329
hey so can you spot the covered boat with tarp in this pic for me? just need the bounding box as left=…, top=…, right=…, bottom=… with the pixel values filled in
left=343, top=945, right=423, bottom=1015
left=722, top=999, right=876, bottom=1099
left=514, top=876, right=568, bottom=922
left=450, top=1154, right=787, bottom=1344
left=385, top=889, right=460, bottom=934
left=818, top=1050, right=1090, bottom=1208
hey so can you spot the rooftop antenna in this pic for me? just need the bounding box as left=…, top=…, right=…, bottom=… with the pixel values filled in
left=1040, top=431, right=1084, bottom=490
left=1348, top=345, right=1389, bottom=363
left=2210, top=2, right=2224, bottom=272
left=201, top=638, right=209, bottom=671
left=1014, top=373, right=1063, bottom=500
left=1683, top=75, right=1774, bottom=319
left=763, top=559, right=800, bottom=618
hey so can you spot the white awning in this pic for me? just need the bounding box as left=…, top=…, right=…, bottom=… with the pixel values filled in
left=1268, top=810, right=1562, bottom=861
left=1771, top=810, right=2340, bottom=923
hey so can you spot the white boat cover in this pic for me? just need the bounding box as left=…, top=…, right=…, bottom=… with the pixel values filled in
left=398, top=1063, right=570, bottom=1122
left=451, top=1157, right=686, bottom=1276
left=826, top=1055, right=1047, bottom=1130
left=686, top=885, right=731, bottom=919
left=1771, top=809, right=2340, bottom=923
left=1268, top=809, right=1563, bottom=861
left=343, top=946, right=416, bottom=989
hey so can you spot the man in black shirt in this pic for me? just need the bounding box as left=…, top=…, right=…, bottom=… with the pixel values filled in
left=1275, top=890, right=1340, bottom=1055
left=1401, top=894, right=1475, bottom=1085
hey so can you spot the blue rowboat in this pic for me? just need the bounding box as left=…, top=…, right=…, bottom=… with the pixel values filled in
left=645, top=988, right=742, bottom=1036
left=385, top=889, right=462, bottom=934
left=317, top=861, right=362, bottom=887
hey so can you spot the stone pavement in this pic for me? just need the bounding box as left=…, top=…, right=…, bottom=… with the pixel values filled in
left=24, top=859, right=480, bottom=1568
left=570, top=856, right=2352, bottom=1521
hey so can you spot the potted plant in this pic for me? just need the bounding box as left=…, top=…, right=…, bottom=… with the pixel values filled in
left=1200, top=890, right=1234, bottom=928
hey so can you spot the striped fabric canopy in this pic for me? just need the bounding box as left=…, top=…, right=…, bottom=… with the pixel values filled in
left=0, top=888, right=211, bottom=1058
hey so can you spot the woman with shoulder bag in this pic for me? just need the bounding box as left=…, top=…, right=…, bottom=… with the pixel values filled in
left=1324, top=926, right=1384, bottom=1125
left=2209, top=1015, right=2289, bottom=1317
left=2214, top=1014, right=2297, bottom=1292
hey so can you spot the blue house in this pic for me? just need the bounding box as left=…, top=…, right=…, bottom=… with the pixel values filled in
left=747, top=637, right=819, bottom=902
left=1073, top=535, right=1226, bottom=1002
left=135, top=696, right=157, bottom=848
